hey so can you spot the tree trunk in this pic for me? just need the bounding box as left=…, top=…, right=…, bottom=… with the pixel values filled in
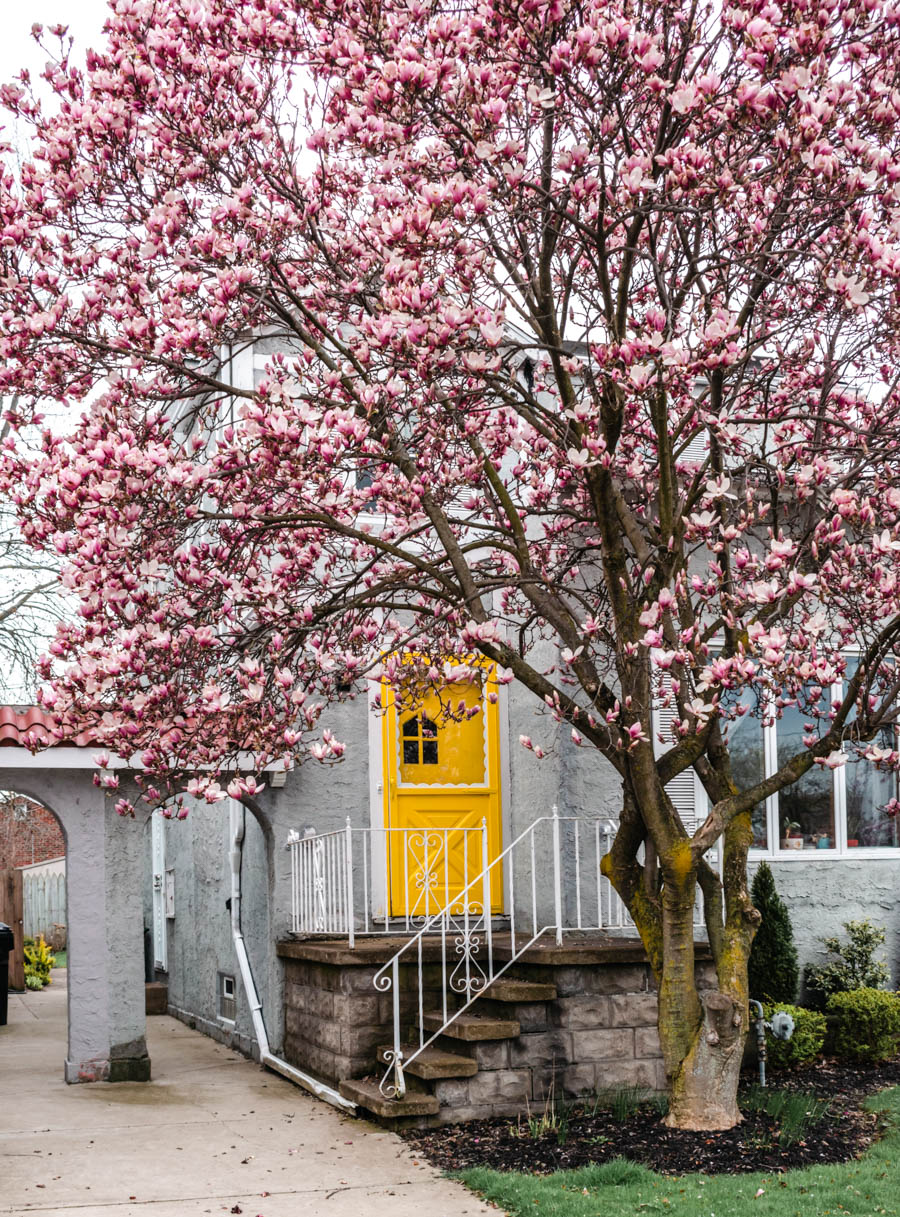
left=653, top=853, right=748, bottom=1130
left=665, top=990, right=745, bottom=1129
left=604, top=816, right=754, bottom=1131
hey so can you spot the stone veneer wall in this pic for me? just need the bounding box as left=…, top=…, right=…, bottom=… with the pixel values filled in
left=277, top=937, right=715, bottom=1123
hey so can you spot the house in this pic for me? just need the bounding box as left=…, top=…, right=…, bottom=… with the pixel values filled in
left=138, top=338, right=900, bottom=1124
left=150, top=656, right=900, bottom=1124
left=0, top=789, right=65, bottom=870
left=3, top=338, right=897, bottom=1125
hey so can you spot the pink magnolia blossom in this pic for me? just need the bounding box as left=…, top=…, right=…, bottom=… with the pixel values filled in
left=2, top=0, right=900, bottom=1129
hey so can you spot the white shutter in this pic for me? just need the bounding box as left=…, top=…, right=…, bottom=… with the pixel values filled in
left=678, top=431, right=708, bottom=467
left=652, top=676, right=701, bottom=836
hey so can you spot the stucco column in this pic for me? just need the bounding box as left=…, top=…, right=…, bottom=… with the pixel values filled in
left=0, top=766, right=150, bottom=1082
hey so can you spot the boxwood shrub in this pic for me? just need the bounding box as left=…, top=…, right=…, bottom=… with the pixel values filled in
left=762, top=1002, right=826, bottom=1069
left=828, top=988, right=900, bottom=1064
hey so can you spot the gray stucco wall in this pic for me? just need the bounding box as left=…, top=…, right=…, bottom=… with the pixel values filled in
left=161, top=800, right=272, bottom=1056
left=758, top=859, right=900, bottom=993
left=158, top=685, right=900, bottom=1066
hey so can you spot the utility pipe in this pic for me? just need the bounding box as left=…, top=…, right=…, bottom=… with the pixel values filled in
left=229, top=800, right=356, bottom=1113
left=748, top=998, right=767, bottom=1087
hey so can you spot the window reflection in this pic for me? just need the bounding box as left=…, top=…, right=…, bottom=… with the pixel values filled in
left=720, top=687, right=767, bottom=848
left=776, top=697, right=834, bottom=849
left=845, top=730, right=899, bottom=849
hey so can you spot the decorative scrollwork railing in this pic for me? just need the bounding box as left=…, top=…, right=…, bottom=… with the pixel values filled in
left=373, top=808, right=629, bottom=1099
left=287, top=821, right=488, bottom=946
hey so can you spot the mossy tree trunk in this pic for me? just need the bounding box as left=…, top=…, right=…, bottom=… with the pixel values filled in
left=602, top=777, right=760, bottom=1131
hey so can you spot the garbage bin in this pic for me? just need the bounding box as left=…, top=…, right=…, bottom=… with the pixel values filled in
left=0, top=922, right=13, bottom=1027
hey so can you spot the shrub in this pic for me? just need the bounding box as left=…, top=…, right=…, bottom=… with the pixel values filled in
left=805, top=920, right=890, bottom=1009
left=828, top=988, right=900, bottom=1064
left=748, top=862, right=798, bottom=1004
left=761, top=1002, right=826, bottom=1069
left=25, top=974, right=43, bottom=991
left=23, top=934, right=55, bottom=988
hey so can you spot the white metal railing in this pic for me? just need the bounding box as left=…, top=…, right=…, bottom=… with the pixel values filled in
left=287, top=815, right=713, bottom=953
left=287, top=821, right=489, bottom=947
left=288, top=810, right=718, bottom=1100
left=373, top=808, right=630, bottom=1098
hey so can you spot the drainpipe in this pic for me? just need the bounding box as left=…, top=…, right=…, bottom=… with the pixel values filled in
left=229, top=800, right=356, bottom=1113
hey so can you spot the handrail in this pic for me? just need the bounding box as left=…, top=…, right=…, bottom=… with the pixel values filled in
left=373, top=807, right=618, bottom=1098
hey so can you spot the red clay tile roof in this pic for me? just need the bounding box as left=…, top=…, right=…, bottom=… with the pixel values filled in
left=0, top=706, right=95, bottom=749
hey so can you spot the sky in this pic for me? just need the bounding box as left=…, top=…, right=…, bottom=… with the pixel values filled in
left=0, top=2, right=112, bottom=700
left=0, top=0, right=110, bottom=89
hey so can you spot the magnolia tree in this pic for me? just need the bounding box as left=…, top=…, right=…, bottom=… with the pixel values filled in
left=0, top=407, right=64, bottom=697
left=3, top=0, right=900, bottom=1128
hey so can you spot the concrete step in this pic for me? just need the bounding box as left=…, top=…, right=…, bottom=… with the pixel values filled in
left=338, top=1077, right=439, bottom=1118
left=483, top=978, right=557, bottom=1002
left=418, top=1010, right=520, bottom=1041
left=377, top=1044, right=479, bottom=1080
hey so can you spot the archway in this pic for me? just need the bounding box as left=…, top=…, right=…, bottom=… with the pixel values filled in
left=0, top=708, right=149, bottom=1083
left=1, top=789, right=67, bottom=987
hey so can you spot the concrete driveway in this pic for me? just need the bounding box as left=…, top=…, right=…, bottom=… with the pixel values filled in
left=1, top=972, right=497, bottom=1217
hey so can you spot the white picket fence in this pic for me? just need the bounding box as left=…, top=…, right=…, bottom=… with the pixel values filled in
left=23, top=871, right=67, bottom=941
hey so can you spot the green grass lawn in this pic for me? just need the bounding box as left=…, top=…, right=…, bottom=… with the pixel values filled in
left=460, top=1088, right=900, bottom=1216
left=51, top=949, right=67, bottom=969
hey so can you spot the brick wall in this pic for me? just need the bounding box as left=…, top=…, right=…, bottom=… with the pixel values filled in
left=0, top=796, right=64, bottom=868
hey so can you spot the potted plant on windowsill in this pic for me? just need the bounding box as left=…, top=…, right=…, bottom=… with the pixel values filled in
left=781, top=819, right=804, bottom=849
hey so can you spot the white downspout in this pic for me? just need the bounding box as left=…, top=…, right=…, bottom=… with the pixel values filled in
left=229, top=800, right=356, bottom=1113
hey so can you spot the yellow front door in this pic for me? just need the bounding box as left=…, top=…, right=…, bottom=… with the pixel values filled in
left=383, top=668, right=503, bottom=918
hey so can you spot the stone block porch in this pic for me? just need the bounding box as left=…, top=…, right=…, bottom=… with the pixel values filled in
left=277, top=933, right=715, bottom=1126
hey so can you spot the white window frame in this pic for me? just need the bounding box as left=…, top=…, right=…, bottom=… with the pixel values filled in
left=714, top=671, right=900, bottom=863
left=217, top=972, right=237, bottom=1024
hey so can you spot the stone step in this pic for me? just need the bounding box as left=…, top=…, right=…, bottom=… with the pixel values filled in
left=338, top=1077, right=439, bottom=1119
left=377, top=1044, right=479, bottom=1080
left=483, top=978, right=557, bottom=1003
left=145, top=981, right=168, bottom=1016
left=418, top=1010, right=520, bottom=1041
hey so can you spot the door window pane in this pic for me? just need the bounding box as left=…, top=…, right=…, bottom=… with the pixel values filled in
left=401, top=715, right=440, bottom=766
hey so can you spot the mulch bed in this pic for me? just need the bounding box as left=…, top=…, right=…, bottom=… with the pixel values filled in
left=401, top=1059, right=900, bottom=1177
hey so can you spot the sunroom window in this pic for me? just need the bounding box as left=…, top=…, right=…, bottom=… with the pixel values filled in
left=844, top=730, right=899, bottom=849
left=775, top=694, right=835, bottom=850
left=707, top=661, right=900, bottom=858
left=719, top=686, right=767, bottom=848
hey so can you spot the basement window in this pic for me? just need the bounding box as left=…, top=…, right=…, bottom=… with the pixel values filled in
left=218, top=972, right=236, bottom=1023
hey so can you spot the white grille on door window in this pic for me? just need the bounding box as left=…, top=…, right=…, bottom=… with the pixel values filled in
left=218, top=973, right=236, bottom=1023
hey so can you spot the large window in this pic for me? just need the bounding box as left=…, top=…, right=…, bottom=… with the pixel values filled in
left=775, top=696, right=835, bottom=850
left=712, top=666, right=899, bottom=857
left=844, top=732, right=900, bottom=849
left=720, top=687, right=767, bottom=848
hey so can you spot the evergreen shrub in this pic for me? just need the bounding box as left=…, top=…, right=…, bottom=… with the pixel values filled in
left=805, top=920, right=890, bottom=1009
left=828, top=989, right=900, bottom=1064
left=748, top=862, right=798, bottom=1004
